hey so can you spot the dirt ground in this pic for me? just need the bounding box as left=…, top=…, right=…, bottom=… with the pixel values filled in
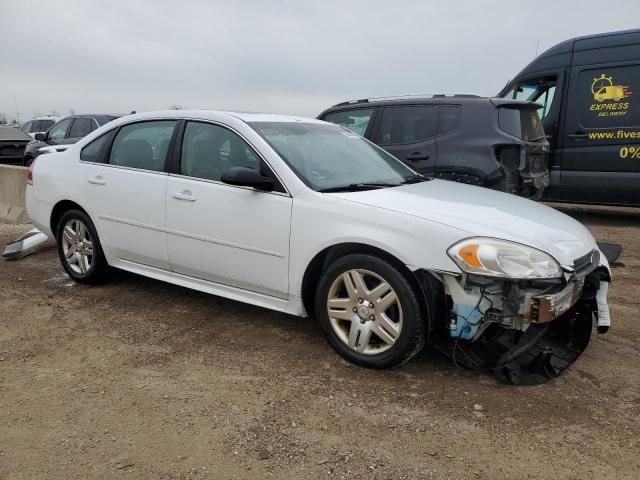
left=1, top=206, right=639, bottom=480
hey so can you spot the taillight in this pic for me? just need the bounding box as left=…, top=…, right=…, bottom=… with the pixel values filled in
left=27, top=159, right=36, bottom=185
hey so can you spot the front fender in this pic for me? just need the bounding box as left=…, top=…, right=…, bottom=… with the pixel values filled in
left=287, top=191, right=467, bottom=314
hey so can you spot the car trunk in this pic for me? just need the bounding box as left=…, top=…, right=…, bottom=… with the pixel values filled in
left=0, top=126, right=32, bottom=165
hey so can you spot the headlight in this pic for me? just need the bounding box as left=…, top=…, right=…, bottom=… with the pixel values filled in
left=447, top=237, right=562, bottom=279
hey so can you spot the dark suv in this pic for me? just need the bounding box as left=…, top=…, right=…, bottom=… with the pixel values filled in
left=318, top=95, right=550, bottom=199
left=23, top=114, right=120, bottom=166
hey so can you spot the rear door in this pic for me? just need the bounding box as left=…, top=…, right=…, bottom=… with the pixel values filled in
left=85, top=120, right=177, bottom=269
left=562, top=62, right=640, bottom=204
left=67, top=117, right=94, bottom=142
left=371, top=105, right=438, bottom=175
left=501, top=73, right=564, bottom=190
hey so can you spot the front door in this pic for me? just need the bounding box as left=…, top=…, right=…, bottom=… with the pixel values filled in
left=371, top=105, right=438, bottom=176
left=165, top=121, right=292, bottom=298
left=85, top=120, right=177, bottom=269
left=44, top=117, right=73, bottom=146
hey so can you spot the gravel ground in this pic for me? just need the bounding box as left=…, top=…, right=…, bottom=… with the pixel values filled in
left=1, top=207, right=639, bottom=480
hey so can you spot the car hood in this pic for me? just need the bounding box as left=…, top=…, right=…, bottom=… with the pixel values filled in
left=329, top=180, right=597, bottom=266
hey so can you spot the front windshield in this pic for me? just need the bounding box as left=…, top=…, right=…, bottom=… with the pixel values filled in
left=249, top=121, right=418, bottom=191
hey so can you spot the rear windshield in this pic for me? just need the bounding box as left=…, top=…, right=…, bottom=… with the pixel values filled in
left=498, top=107, right=545, bottom=142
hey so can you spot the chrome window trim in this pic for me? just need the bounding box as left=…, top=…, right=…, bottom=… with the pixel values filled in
left=86, top=162, right=169, bottom=176
left=78, top=117, right=292, bottom=197
left=167, top=172, right=291, bottom=198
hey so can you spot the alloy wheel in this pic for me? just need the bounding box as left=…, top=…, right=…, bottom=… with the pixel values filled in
left=61, top=218, right=94, bottom=275
left=326, top=269, right=403, bottom=355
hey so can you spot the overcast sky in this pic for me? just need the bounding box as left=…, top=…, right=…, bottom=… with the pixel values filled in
left=1, top=0, right=639, bottom=121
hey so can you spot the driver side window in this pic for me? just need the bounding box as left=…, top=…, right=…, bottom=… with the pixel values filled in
left=505, top=76, right=557, bottom=120
left=180, top=122, right=260, bottom=182
left=48, top=119, right=73, bottom=140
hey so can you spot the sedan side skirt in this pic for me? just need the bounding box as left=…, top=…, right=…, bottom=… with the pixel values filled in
left=112, top=258, right=290, bottom=314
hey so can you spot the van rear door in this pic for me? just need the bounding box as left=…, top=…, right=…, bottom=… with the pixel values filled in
left=562, top=61, right=640, bottom=204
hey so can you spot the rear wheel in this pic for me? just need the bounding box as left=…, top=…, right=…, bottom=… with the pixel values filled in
left=56, top=209, right=108, bottom=284
left=315, top=254, right=425, bottom=368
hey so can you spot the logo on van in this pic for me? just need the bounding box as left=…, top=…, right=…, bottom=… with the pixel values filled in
left=591, top=74, right=631, bottom=102
left=589, top=74, right=632, bottom=118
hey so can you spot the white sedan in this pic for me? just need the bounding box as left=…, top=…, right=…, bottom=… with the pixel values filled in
left=26, top=110, right=611, bottom=383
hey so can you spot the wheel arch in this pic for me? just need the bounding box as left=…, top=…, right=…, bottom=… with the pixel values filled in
left=50, top=199, right=91, bottom=237
left=300, top=242, right=441, bottom=335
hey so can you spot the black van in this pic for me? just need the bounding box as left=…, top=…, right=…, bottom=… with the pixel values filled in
left=499, top=29, right=640, bottom=206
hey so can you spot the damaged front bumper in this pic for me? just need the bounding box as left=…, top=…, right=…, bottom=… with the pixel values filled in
left=427, top=249, right=611, bottom=384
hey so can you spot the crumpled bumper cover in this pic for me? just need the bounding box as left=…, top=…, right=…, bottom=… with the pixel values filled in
left=451, top=299, right=595, bottom=385
left=434, top=262, right=611, bottom=385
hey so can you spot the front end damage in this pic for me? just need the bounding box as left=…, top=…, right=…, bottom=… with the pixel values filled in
left=424, top=249, right=611, bottom=384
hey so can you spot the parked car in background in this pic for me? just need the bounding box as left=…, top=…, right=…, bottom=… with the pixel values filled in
left=0, top=125, right=33, bottom=165
left=26, top=110, right=611, bottom=384
left=499, top=28, right=640, bottom=206
left=20, top=115, right=61, bottom=138
left=318, top=95, right=550, bottom=200
left=23, top=114, right=120, bottom=166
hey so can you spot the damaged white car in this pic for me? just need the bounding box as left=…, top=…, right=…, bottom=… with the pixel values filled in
left=26, top=111, right=611, bottom=384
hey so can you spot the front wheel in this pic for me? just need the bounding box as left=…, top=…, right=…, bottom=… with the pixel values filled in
left=314, top=254, right=426, bottom=368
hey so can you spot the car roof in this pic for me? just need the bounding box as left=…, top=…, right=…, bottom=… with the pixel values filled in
left=51, top=114, right=122, bottom=126
left=504, top=29, right=640, bottom=88
left=320, top=95, right=535, bottom=113
left=29, top=115, right=61, bottom=121
left=111, top=110, right=326, bottom=125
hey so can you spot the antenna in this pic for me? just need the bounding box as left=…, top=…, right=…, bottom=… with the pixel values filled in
left=14, top=94, right=20, bottom=124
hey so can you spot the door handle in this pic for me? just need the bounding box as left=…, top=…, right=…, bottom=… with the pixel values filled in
left=568, top=132, right=588, bottom=139
left=171, top=190, right=197, bottom=202
left=406, top=152, right=430, bottom=161
left=88, top=176, right=106, bottom=185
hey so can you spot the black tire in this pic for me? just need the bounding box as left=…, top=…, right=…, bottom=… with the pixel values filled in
left=56, top=209, right=109, bottom=285
left=24, top=155, right=34, bottom=167
left=314, top=253, right=426, bottom=369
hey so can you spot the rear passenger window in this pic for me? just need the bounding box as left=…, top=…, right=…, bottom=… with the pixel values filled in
left=437, top=106, right=460, bottom=135
left=80, top=132, right=111, bottom=163
left=323, top=109, right=374, bottom=136
left=109, top=121, right=176, bottom=172
left=180, top=121, right=261, bottom=181
left=376, top=106, right=437, bottom=145
left=68, top=118, right=93, bottom=138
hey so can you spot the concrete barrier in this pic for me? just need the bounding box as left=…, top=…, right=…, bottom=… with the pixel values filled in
left=0, top=165, right=30, bottom=224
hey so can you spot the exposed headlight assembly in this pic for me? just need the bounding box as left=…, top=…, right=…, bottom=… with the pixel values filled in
left=447, top=237, right=562, bottom=279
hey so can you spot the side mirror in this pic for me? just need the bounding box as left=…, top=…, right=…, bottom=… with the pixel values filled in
left=221, top=166, right=274, bottom=191
left=35, top=133, right=46, bottom=141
